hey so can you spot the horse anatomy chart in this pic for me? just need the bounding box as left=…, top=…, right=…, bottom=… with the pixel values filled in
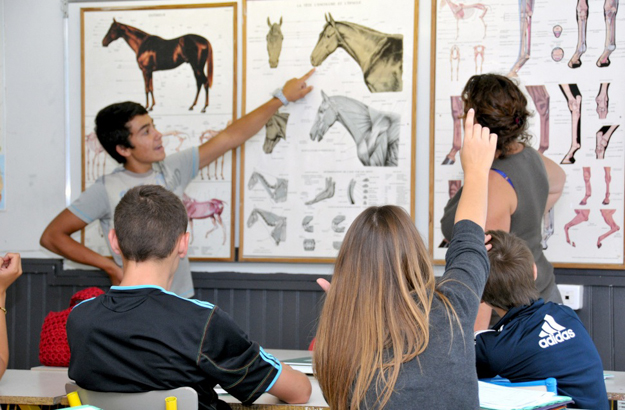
left=242, top=0, right=416, bottom=261
left=431, top=0, right=625, bottom=268
left=0, top=7, right=5, bottom=212
left=81, top=3, right=237, bottom=260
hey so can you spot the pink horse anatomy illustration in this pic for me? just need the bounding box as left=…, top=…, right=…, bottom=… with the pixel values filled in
left=440, top=0, right=488, bottom=39
left=199, top=130, right=225, bottom=180
left=559, top=84, right=582, bottom=164
left=85, top=132, right=107, bottom=181
left=564, top=209, right=590, bottom=247
left=507, top=0, right=534, bottom=77
left=102, top=19, right=213, bottom=112
left=182, top=194, right=226, bottom=245
left=598, top=209, right=620, bottom=248
left=162, top=131, right=189, bottom=152
left=596, top=124, right=619, bottom=159
left=569, top=0, right=619, bottom=68
left=442, top=96, right=463, bottom=165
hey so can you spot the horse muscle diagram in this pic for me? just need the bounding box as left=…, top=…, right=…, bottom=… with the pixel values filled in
left=266, top=17, right=284, bottom=68
left=569, top=0, right=619, bottom=68
left=439, top=0, right=488, bottom=39
left=247, top=209, right=287, bottom=245
left=596, top=83, right=610, bottom=119
left=182, top=195, right=226, bottom=245
left=310, top=91, right=400, bottom=166
left=264, top=112, right=290, bottom=153
left=305, top=177, right=335, bottom=205
left=102, top=19, right=213, bottom=112
left=596, top=125, right=619, bottom=159
left=508, top=0, right=535, bottom=77
left=559, top=84, right=582, bottom=164
left=248, top=171, right=288, bottom=202
left=310, top=14, right=403, bottom=93
left=442, top=96, right=463, bottom=165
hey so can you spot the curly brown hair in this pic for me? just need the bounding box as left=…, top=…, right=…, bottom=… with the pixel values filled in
left=461, top=74, right=532, bottom=158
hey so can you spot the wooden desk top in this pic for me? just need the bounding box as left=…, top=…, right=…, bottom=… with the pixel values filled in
left=0, top=369, right=70, bottom=405
left=2, top=352, right=624, bottom=407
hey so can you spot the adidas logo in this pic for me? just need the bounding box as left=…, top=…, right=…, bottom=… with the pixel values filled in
left=538, top=314, right=575, bottom=349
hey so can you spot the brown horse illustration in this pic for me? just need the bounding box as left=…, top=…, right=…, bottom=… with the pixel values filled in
left=102, top=19, right=213, bottom=112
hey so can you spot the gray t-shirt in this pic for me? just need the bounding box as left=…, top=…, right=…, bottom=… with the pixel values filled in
left=69, top=147, right=199, bottom=297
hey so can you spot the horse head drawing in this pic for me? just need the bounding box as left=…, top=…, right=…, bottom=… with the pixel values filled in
left=266, top=17, right=284, bottom=68
left=310, top=14, right=403, bottom=92
left=263, top=112, right=290, bottom=153
left=310, top=91, right=338, bottom=142
left=310, top=14, right=342, bottom=67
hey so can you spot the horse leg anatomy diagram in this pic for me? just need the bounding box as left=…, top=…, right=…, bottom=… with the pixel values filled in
left=439, top=0, right=488, bottom=39
left=182, top=194, right=226, bottom=245
left=305, top=177, right=335, bottom=205
left=542, top=207, right=555, bottom=250
left=248, top=171, right=288, bottom=202
left=474, top=45, right=485, bottom=74
left=564, top=209, right=590, bottom=247
left=102, top=19, right=213, bottom=112
left=85, top=132, right=107, bottom=181
left=580, top=167, right=592, bottom=205
left=598, top=209, right=620, bottom=247
left=595, top=124, right=619, bottom=159
left=508, top=0, right=535, bottom=77
left=264, top=112, right=290, bottom=154
left=310, top=14, right=403, bottom=93
left=443, top=96, right=463, bottom=165
left=199, top=123, right=231, bottom=180
left=526, top=85, right=550, bottom=153
left=450, top=45, right=460, bottom=81
left=569, top=0, right=619, bottom=68
left=603, top=166, right=611, bottom=204
left=596, top=83, right=610, bottom=119
left=559, top=84, right=582, bottom=164
left=247, top=208, right=286, bottom=245
left=266, top=17, right=284, bottom=68
left=310, top=91, right=400, bottom=166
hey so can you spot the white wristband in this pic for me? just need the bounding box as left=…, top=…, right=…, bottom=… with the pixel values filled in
left=272, top=88, right=289, bottom=106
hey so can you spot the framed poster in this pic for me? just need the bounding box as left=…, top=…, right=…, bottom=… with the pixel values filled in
left=430, top=0, right=625, bottom=268
left=81, top=2, right=237, bottom=261
left=241, top=0, right=417, bottom=262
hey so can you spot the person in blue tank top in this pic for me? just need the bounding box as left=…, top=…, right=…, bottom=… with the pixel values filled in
left=476, top=230, right=608, bottom=410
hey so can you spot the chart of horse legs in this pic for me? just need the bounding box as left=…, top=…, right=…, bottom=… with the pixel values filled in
left=242, top=0, right=417, bottom=261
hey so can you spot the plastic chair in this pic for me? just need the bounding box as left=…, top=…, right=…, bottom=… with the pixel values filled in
left=65, top=382, right=198, bottom=410
left=480, top=376, right=558, bottom=394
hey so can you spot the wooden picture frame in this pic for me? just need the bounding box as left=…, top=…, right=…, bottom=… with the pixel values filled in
left=240, top=0, right=418, bottom=262
left=429, top=0, right=625, bottom=269
left=80, top=2, right=238, bottom=261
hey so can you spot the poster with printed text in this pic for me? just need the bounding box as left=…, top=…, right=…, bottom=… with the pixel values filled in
left=241, top=0, right=417, bottom=261
left=81, top=3, right=237, bottom=261
left=430, top=0, right=625, bottom=268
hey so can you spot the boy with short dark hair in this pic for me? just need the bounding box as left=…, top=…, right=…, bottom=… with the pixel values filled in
left=67, top=185, right=311, bottom=409
left=41, top=70, right=315, bottom=297
left=476, top=230, right=608, bottom=409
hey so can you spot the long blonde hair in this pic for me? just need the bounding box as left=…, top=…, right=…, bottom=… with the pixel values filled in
left=314, top=206, right=458, bottom=409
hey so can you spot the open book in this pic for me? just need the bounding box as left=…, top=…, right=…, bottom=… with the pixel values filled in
left=479, top=381, right=573, bottom=410
left=283, top=356, right=314, bottom=375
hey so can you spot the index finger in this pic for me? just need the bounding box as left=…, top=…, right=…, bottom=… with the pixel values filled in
left=464, top=108, right=475, bottom=137
left=300, top=68, right=316, bottom=81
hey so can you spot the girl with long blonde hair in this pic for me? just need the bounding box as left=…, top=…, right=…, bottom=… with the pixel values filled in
left=314, top=110, right=496, bottom=409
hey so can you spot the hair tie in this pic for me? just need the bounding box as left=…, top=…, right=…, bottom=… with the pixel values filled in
left=514, top=116, right=522, bottom=125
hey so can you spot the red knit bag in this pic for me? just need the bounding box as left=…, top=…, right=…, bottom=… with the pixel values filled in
left=38, top=287, right=104, bottom=367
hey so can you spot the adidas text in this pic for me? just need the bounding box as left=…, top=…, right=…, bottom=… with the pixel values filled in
left=539, top=329, right=576, bottom=348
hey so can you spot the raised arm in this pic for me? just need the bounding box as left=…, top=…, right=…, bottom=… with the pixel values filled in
left=40, top=209, right=122, bottom=284
left=455, top=109, right=498, bottom=229
left=198, top=69, right=315, bottom=168
left=268, top=363, right=312, bottom=404
left=0, top=253, right=23, bottom=380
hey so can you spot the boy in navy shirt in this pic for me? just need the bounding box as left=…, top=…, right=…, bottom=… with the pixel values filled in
left=475, top=230, right=608, bottom=409
left=67, top=185, right=311, bottom=410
